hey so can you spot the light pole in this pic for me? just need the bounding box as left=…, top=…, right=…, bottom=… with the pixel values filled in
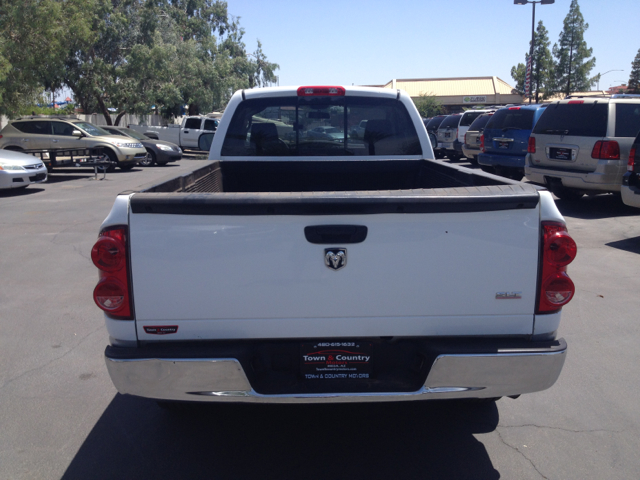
left=514, top=0, right=554, bottom=104
left=596, top=70, right=623, bottom=91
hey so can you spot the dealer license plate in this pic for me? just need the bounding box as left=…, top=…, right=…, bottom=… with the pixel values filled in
left=498, top=141, right=510, bottom=149
left=550, top=147, right=573, bottom=160
left=301, top=341, right=372, bottom=380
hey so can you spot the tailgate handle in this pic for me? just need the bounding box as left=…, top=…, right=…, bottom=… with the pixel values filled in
left=304, top=225, right=368, bottom=244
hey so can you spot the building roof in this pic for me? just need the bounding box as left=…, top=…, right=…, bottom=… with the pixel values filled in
left=381, top=77, right=518, bottom=97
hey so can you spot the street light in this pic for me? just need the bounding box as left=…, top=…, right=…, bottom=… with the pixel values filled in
left=596, top=70, right=623, bottom=91
left=514, top=0, right=555, bottom=104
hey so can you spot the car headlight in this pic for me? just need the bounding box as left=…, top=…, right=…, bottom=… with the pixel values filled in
left=110, top=141, right=143, bottom=149
left=0, top=163, right=26, bottom=171
left=156, top=144, right=173, bottom=151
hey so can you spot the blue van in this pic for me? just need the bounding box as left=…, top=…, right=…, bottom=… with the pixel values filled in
left=478, top=104, right=547, bottom=180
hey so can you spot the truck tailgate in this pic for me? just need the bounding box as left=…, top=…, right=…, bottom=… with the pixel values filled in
left=129, top=194, right=541, bottom=340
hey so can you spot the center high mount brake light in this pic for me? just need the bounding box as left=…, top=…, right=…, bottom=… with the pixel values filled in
left=297, top=86, right=345, bottom=97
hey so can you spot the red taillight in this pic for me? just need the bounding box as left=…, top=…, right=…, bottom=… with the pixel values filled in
left=537, top=222, right=577, bottom=314
left=480, top=134, right=485, bottom=152
left=92, top=227, right=132, bottom=319
left=628, top=146, right=637, bottom=172
left=591, top=140, right=620, bottom=160
left=297, top=86, right=345, bottom=96
left=509, top=106, right=521, bottom=110
left=528, top=136, right=536, bottom=153
left=568, top=100, right=584, bottom=104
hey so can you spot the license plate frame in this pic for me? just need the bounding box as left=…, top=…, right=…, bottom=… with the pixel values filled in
left=300, top=341, right=373, bottom=381
left=550, top=147, right=573, bottom=160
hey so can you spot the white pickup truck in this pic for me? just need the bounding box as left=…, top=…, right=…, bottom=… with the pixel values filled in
left=127, top=115, right=218, bottom=150
left=94, top=86, right=577, bottom=407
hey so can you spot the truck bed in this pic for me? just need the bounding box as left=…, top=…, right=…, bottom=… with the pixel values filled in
left=130, top=159, right=540, bottom=215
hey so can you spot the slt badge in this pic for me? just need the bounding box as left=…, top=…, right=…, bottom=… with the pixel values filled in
left=325, top=249, right=347, bottom=271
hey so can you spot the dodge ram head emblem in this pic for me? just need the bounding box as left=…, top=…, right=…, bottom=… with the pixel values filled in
left=325, top=249, right=347, bottom=271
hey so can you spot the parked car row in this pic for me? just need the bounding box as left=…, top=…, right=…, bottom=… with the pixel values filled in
left=423, top=94, right=640, bottom=208
left=0, top=117, right=184, bottom=188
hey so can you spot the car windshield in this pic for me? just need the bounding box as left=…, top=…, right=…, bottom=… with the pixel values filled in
left=72, top=122, right=110, bottom=136
left=486, top=108, right=535, bottom=131
left=120, top=129, right=148, bottom=141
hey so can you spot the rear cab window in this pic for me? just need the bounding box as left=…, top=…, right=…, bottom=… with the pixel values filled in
left=221, top=95, right=422, bottom=157
left=533, top=103, right=608, bottom=137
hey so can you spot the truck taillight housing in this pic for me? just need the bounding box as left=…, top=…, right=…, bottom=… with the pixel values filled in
left=628, top=146, right=637, bottom=172
left=528, top=136, right=536, bottom=153
left=537, top=222, right=577, bottom=314
left=591, top=140, right=620, bottom=160
left=480, top=134, right=485, bottom=152
left=91, top=226, right=133, bottom=319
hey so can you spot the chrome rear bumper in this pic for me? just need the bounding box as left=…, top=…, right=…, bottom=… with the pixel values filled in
left=105, top=339, right=567, bottom=403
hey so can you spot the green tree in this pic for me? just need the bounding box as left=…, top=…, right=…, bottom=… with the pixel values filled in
left=628, top=48, right=640, bottom=94
left=510, top=22, right=553, bottom=102
left=0, top=0, right=94, bottom=117
left=552, top=0, right=596, bottom=96
left=531, top=21, right=554, bottom=102
left=414, top=92, right=444, bottom=118
left=511, top=62, right=526, bottom=95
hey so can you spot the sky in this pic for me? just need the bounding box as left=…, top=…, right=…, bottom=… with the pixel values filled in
left=226, top=0, right=638, bottom=91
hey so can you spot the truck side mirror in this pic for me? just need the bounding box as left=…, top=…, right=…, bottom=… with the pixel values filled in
left=198, top=132, right=215, bottom=152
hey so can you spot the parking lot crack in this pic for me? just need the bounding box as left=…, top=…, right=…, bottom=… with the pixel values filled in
left=498, top=424, right=623, bottom=434
left=495, top=428, right=549, bottom=479
left=0, top=324, right=104, bottom=393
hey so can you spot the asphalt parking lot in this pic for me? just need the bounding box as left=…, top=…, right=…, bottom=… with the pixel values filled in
left=1, top=158, right=639, bottom=479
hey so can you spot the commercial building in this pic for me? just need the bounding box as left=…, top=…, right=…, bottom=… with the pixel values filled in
left=378, top=77, right=524, bottom=113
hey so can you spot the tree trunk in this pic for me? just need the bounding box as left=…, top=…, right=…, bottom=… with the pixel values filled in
left=114, top=111, right=126, bottom=126
left=188, top=103, right=199, bottom=116
left=96, top=95, right=113, bottom=125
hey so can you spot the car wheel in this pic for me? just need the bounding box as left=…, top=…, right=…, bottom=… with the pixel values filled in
left=156, top=161, right=168, bottom=166
left=434, top=150, right=445, bottom=159
left=448, top=153, right=460, bottom=161
left=480, top=165, right=496, bottom=174
left=551, top=187, right=584, bottom=201
left=119, top=164, right=135, bottom=171
left=468, top=155, right=478, bottom=166
left=140, top=149, right=156, bottom=167
left=103, top=149, right=118, bottom=172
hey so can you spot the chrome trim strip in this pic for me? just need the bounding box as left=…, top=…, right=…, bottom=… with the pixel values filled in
left=105, top=342, right=567, bottom=404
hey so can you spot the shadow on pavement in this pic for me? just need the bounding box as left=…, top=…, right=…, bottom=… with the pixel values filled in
left=62, top=394, right=500, bottom=480
left=44, top=174, right=94, bottom=183
left=0, top=186, right=45, bottom=196
left=554, top=193, right=640, bottom=220
left=606, top=236, right=640, bottom=255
